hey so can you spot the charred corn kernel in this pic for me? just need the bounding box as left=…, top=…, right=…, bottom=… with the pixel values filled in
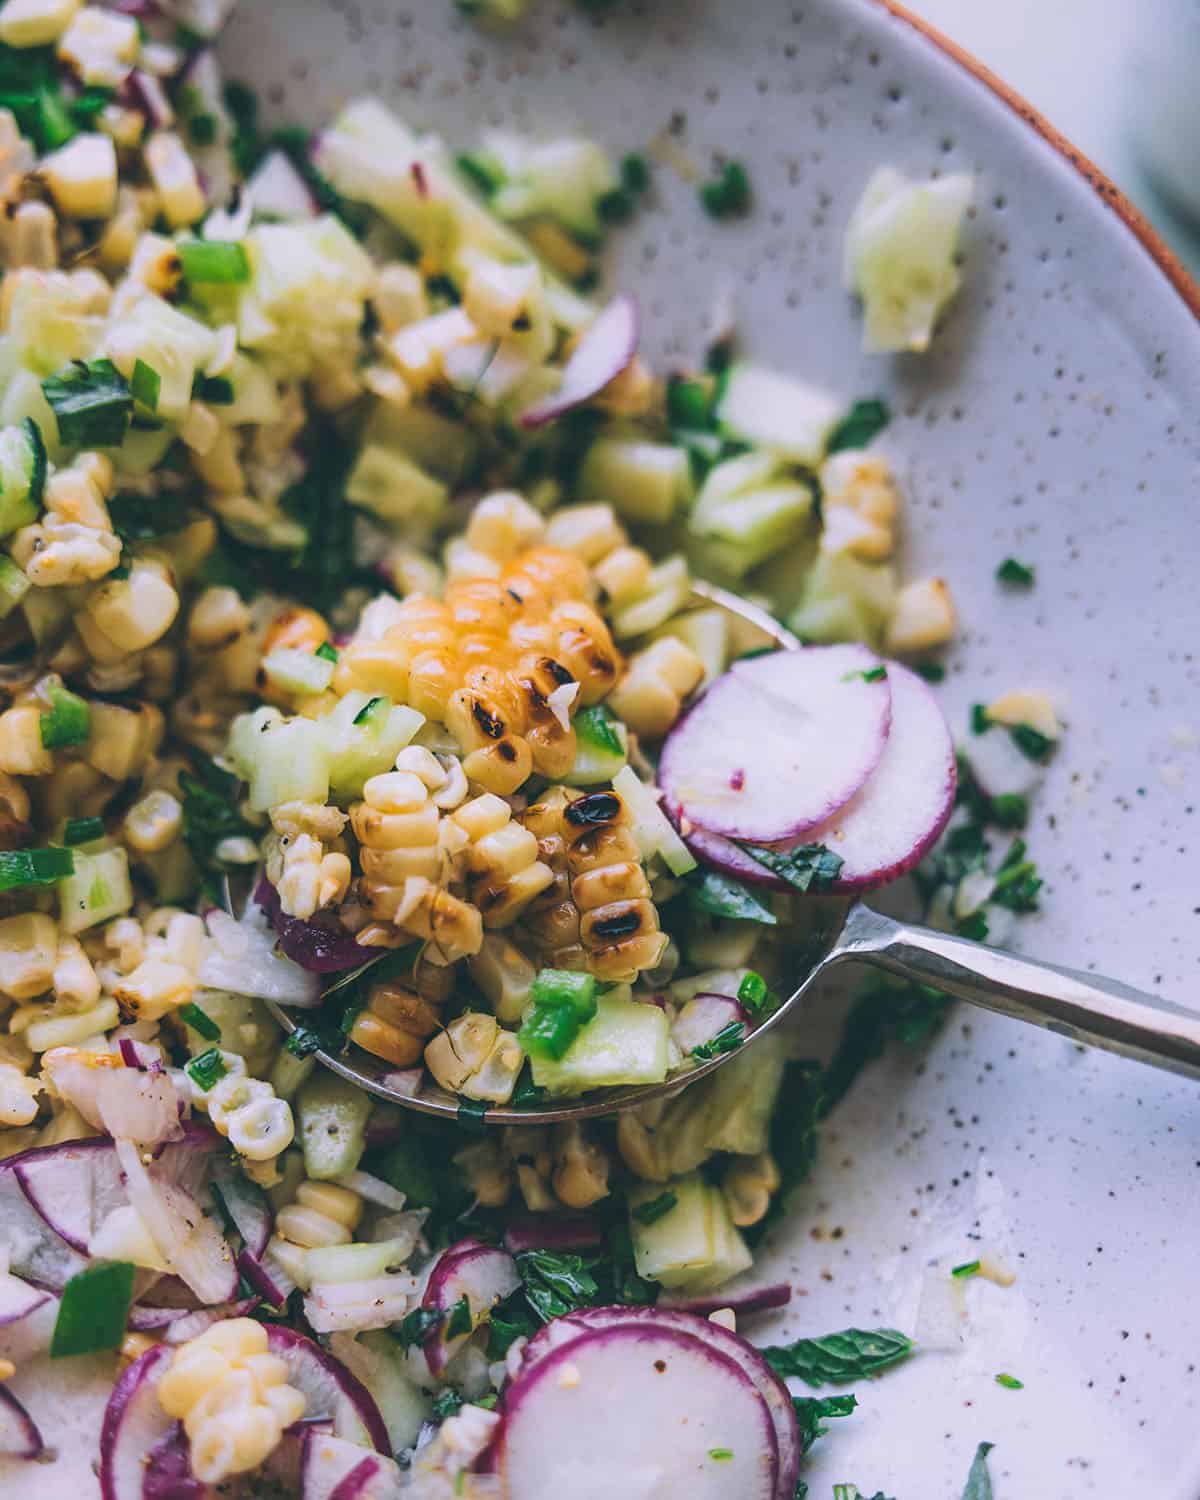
left=608, top=636, right=705, bottom=741
left=348, top=982, right=439, bottom=1070
left=469, top=934, right=537, bottom=1024
left=270, top=802, right=348, bottom=842
left=112, top=958, right=193, bottom=1022
left=544, top=502, right=627, bottom=564
left=266, top=831, right=352, bottom=922
left=985, top=690, right=1060, bottom=741
left=820, top=450, right=900, bottom=528
left=819, top=504, right=893, bottom=562
left=551, top=1122, right=610, bottom=1208
left=463, top=491, right=546, bottom=564
left=123, top=789, right=184, bottom=854
left=0, top=704, right=53, bottom=776
left=119, top=1331, right=158, bottom=1369
left=262, top=606, right=330, bottom=658
left=885, top=576, right=957, bottom=653
left=58, top=6, right=138, bottom=87
left=0, top=914, right=58, bottom=1001
left=424, top=1011, right=501, bottom=1095
left=37, top=132, right=117, bottom=218
left=391, top=877, right=483, bottom=963
left=720, top=1152, right=781, bottom=1228
left=21, top=997, right=120, bottom=1051
left=144, top=130, right=204, bottom=227
left=373, top=261, right=427, bottom=331
left=0, top=1061, right=40, bottom=1127
left=453, top=794, right=553, bottom=929
left=85, top=560, right=180, bottom=654
left=462, top=260, right=542, bottom=340
left=453, top=1139, right=512, bottom=1208
left=0, top=0, right=81, bottom=47
left=275, top=1179, right=363, bottom=1249
left=352, top=772, right=443, bottom=924
left=5, top=200, right=57, bottom=269
left=53, top=936, right=100, bottom=1008
left=85, top=701, right=163, bottom=781
left=459, top=1026, right=524, bottom=1104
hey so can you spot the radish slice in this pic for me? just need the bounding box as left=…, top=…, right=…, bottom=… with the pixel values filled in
left=805, top=661, right=957, bottom=890
left=126, top=1302, right=196, bottom=1332
left=658, top=1278, right=792, bottom=1319
left=679, top=823, right=791, bottom=891
left=13, top=1137, right=125, bottom=1254
left=265, top=1326, right=391, bottom=1455
left=502, top=1212, right=602, bottom=1256
left=520, top=1305, right=799, bottom=1500
left=0, top=1384, right=43, bottom=1460
left=518, top=295, right=639, bottom=430
left=670, top=993, right=748, bottom=1055
left=142, top=1421, right=204, bottom=1500
left=238, top=1246, right=296, bottom=1308
left=100, top=1344, right=176, bottom=1500
left=0, top=1156, right=89, bottom=1291
left=248, top=149, right=319, bottom=221
left=658, top=645, right=892, bottom=843
left=162, top=1296, right=260, bottom=1345
left=0, top=1271, right=50, bottom=1326
left=421, top=1241, right=520, bottom=1378
left=302, top=1430, right=403, bottom=1500
left=498, top=1321, right=778, bottom=1500
left=211, top=1157, right=273, bottom=1258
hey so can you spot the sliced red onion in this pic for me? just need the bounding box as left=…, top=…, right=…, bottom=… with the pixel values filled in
left=126, top=1302, right=196, bottom=1332
left=518, top=295, right=639, bottom=430
left=212, top=1155, right=273, bottom=1258
left=116, top=1139, right=238, bottom=1306
left=332, top=1170, right=407, bottom=1213
left=247, top=149, right=319, bottom=221
left=658, top=1279, right=793, bottom=1318
left=0, top=1271, right=50, bottom=1328
left=422, top=1241, right=520, bottom=1378
left=265, top=1326, right=391, bottom=1454
left=142, top=1422, right=204, bottom=1500
left=255, top=877, right=375, bottom=976
left=162, top=1296, right=260, bottom=1345
left=126, top=69, right=175, bottom=129
left=117, top=1037, right=162, bottom=1070
left=411, top=161, right=429, bottom=200
left=0, top=1385, right=43, bottom=1461
left=502, top=1212, right=603, bottom=1256
left=237, top=1246, right=296, bottom=1308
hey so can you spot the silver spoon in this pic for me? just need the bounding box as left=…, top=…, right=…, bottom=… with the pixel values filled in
left=265, top=582, right=1200, bottom=1124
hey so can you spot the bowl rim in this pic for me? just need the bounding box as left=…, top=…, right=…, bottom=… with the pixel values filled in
left=877, top=0, right=1200, bottom=322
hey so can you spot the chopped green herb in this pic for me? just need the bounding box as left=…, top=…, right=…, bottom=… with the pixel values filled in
left=186, top=1047, right=228, bottom=1092
left=842, top=664, right=888, bottom=683
left=63, top=816, right=104, bottom=847
left=989, top=793, right=1028, bottom=829
left=475, top=1392, right=498, bottom=1411
left=914, top=661, right=947, bottom=683
left=955, top=910, right=989, bottom=942
left=707, top=1448, right=734, bottom=1461
left=188, top=111, right=218, bottom=146
left=130, top=359, right=161, bottom=413
left=793, top=1392, right=858, bottom=1454
left=741, top=842, right=844, bottom=893
left=285, top=1027, right=323, bottom=1059
left=0, top=846, right=74, bottom=892
left=827, top=398, right=891, bottom=454
left=109, top=490, right=193, bottom=542
left=433, top=1387, right=465, bottom=1420
left=1010, top=723, right=1053, bottom=761
left=353, top=695, right=384, bottom=726
left=21, top=416, right=46, bottom=508
left=51, top=1261, right=135, bottom=1359
left=191, top=373, right=235, bottom=405
left=960, top=1441, right=996, bottom=1500
left=177, top=237, right=251, bottom=285
left=516, top=1249, right=599, bottom=1324
left=511, top=1067, right=547, bottom=1110
left=691, top=1020, right=745, bottom=1061
left=700, top=159, right=752, bottom=219
left=970, top=703, right=991, bottom=735
left=951, top=1259, right=981, bottom=1279
left=518, top=968, right=599, bottom=1060
left=994, top=1373, right=1023, bottom=1390
left=179, top=1002, right=221, bottom=1042
left=666, top=375, right=714, bottom=431
left=42, top=359, right=133, bottom=449
left=991, top=852, right=1042, bottom=913
left=762, top=1327, right=914, bottom=1388
left=688, top=870, right=778, bottom=925
left=621, top=151, right=651, bottom=194
left=456, top=1097, right=489, bottom=1132
left=487, top=1300, right=538, bottom=1359
left=737, top=970, right=770, bottom=1012
left=315, top=641, right=339, bottom=663
left=178, top=756, right=256, bottom=891
left=995, top=557, right=1035, bottom=588
left=455, top=150, right=505, bottom=196
left=394, top=1304, right=442, bottom=1349
left=443, top=1295, right=473, bottom=1341
left=39, top=679, right=90, bottom=750
left=632, top=1190, right=678, bottom=1225
left=596, top=186, right=635, bottom=224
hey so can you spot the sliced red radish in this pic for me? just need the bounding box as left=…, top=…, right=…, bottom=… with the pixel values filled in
left=518, top=295, right=639, bottom=430
left=502, top=1212, right=602, bottom=1256
left=162, top=1296, right=260, bottom=1345
left=498, top=1320, right=778, bottom=1500
left=142, top=1422, right=204, bottom=1500
left=248, top=149, right=320, bottom=221
left=658, top=1278, right=792, bottom=1319
left=125, top=69, right=173, bottom=129
left=519, top=1305, right=799, bottom=1500
left=658, top=645, right=892, bottom=843
left=265, top=1326, right=391, bottom=1455
left=0, top=1384, right=43, bottom=1460
left=302, top=1430, right=403, bottom=1500
left=13, top=1137, right=124, bottom=1254
left=237, top=1246, right=296, bottom=1308
left=0, top=1271, right=50, bottom=1326
left=0, top=1155, right=89, bottom=1291
left=326, top=1332, right=431, bottom=1455
left=679, top=823, right=791, bottom=891
left=211, top=1157, right=273, bottom=1258
left=126, top=1302, right=196, bottom=1332
left=100, top=1343, right=176, bottom=1500
left=670, top=993, right=748, bottom=1055
left=421, top=1241, right=520, bottom=1378
left=803, top=661, right=957, bottom=891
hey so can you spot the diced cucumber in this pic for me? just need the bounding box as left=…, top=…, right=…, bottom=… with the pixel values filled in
left=262, top=648, right=335, bottom=697
left=578, top=437, right=692, bottom=525
left=335, top=1331, right=432, bottom=1453
left=187, top=992, right=279, bottom=1078
left=684, top=917, right=760, bottom=970
left=610, top=555, right=692, bottom=640
left=702, top=1034, right=787, bottom=1156
left=59, top=847, right=133, bottom=935
left=0, top=555, right=30, bottom=619
left=297, top=1070, right=372, bottom=1180
left=488, top=134, right=618, bottom=240
left=270, top=1046, right=316, bottom=1102
left=367, top=401, right=479, bottom=488
left=345, top=443, right=448, bottom=531
left=307, top=1239, right=412, bottom=1285
left=649, top=606, right=729, bottom=687
left=530, top=987, right=669, bottom=1094
left=612, top=765, right=696, bottom=877
left=244, top=716, right=331, bottom=813
left=787, top=552, right=898, bottom=648
left=628, top=1173, right=715, bottom=1289
left=565, top=704, right=628, bottom=786
left=716, top=362, right=842, bottom=464
left=678, top=1187, right=752, bottom=1292
left=226, top=705, right=284, bottom=779
left=688, top=483, right=815, bottom=579
left=0, top=371, right=63, bottom=464
left=322, top=693, right=425, bottom=802
left=691, top=451, right=782, bottom=525
left=0, top=418, right=46, bottom=536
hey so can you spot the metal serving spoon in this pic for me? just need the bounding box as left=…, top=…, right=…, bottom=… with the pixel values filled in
left=265, top=581, right=1200, bottom=1125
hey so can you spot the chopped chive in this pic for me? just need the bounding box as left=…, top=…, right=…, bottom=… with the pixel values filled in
left=990, top=793, right=1028, bottom=829
left=177, top=237, right=251, bottom=284
left=179, top=1002, right=221, bottom=1042
left=352, top=695, right=384, bottom=726
left=666, top=376, right=712, bottom=430
left=995, top=1372, right=1024, bottom=1390
left=1010, top=724, right=1053, bottom=761
left=130, top=358, right=161, bottom=413
left=691, top=1021, right=745, bottom=1061
left=395, top=1305, right=440, bottom=1349
left=996, top=557, right=1035, bottom=588
left=315, top=641, right=338, bottom=663
left=826, top=397, right=890, bottom=454
left=708, top=1449, right=734, bottom=1462
left=699, top=160, right=751, bottom=219
left=955, top=911, right=989, bottom=942
left=63, top=816, right=104, bottom=847
left=0, top=846, right=74, bottom=892
left=632, top=1190, right=678, bottom=1225
left=455, top=151, right=505, bottom=196
left=970, top=703, right=991, bottom=735
left=842, top=664, right=888, bottom=683
left=188, top=111, right=218, bottom=146
left=737, top=971, right=770, bottom=1012
left=951, top=1259, right=981, bottom=1279
left=596, top=186, right=635, bottom=224
left=51, top=1261, right=135, bottom=1358
left=185, top=1047, right=227, bottom=1092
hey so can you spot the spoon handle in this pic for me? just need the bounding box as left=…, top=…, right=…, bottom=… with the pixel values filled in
left=834, top=902, right=1200, bottom=1081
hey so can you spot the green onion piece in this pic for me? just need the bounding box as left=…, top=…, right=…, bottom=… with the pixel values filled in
left=315, top=641, right=339, bottom=663
left=826, top=397, right=891, bottom=454
left=995, top=1372, right=1024, bottom=1390
left=179, top=1002, right=221, bottom=1041
left=596, top=186, right=635, bottom=225
left=955, top=911, right=989, bottom=942
left=191, top=372, right=235, bottom=405
left=914, top=661, right=946, bottom=683
left=699, top=160, right=752, bottom=220
left=842, top=664, right=888, bottom=683
left=621, top=151, right=650, bottom=194
left=970, top=703, right=991, bottom=735
left=989, top=793, right=1028, bottom=829
left=573, top=704, right=624, bottom=756
left=353, top=695, right=385, bottom=726
left=692, top=1021, right=745, bottom=1061
left=1010, top=724, right=1053, bottom=761
left=41, top=359, right=133, bottom=449
left=455, top=151, right=505, bottom=196
left=996, top=557, right=1035, bottom=588
left=632, top=1190, right=678, bottom=1225
left=666, top=376, right=713, bottom=431
left=188, top=112, right=218, bottom=146
left=0, top=846, right=74, bottom=892
left=51, top=1261, right=135, bottom=1358
left=285, top=1027, right=323, bottom=1058
left=63, top=816, right=104, bottom=847
left=951, top=1259, right=981, bottom=1279
left=186, top=1047, right=228, bottom=1092
left=443, top=1295, right=473, bottom=1340
left=130, top=358, right=161, bottom=413
left=708, top=1449, right=734, bottom=1462
left=456, top=1097, right=489, bottom=1132
left=35, top=85, right=76, bottom=151
left=177, top=237, right=251, bottom=284
left=39, top=680, right=90, bottom=750
left=737, top=971, right=769, bottom=1012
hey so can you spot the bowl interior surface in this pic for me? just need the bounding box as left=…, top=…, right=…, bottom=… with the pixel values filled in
left=207, top=3, right=1200, bottom=1495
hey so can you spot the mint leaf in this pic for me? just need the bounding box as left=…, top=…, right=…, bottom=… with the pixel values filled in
left=740, top=842, right=844, bottom=893
left=761, top=1327, right=914, bottom=1387
left=688, top=871, right=778, bottom=924
left=960, top=1442, right=995, bottom=1500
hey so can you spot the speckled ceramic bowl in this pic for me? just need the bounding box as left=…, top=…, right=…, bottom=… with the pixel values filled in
left=208, top=1, right=1200, bottom=1495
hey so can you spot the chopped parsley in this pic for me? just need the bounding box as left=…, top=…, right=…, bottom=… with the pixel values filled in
left=842, top=664, right=888, bottom=683
left=826, top=398, right=890, bottom=454
left=41, top=359, right=133, bottom=450
left=1010, top=723, right=1053, bottom=761
left=700, top=159, right=752, bottom=219
left=794, top=1392, right=858, bottom=1454
left=691, top=1021, right=745, bottom=1060
left=109, top=490, right=194, bottom=542
left=284, top=1027, right=324, bottom=1059
left=995, top=557, right=1035, bottom=588
left=621, top=151, right=651, bottom=194
left=914, top=661, right=947, bottom=683
left=740, top=841, right=844, bottom=893
left=632, top=1190, right=678, bottom=1226
left=315, top=641, right=339, bottom=663
left=970, top=703, right=991, bottom=735
left=432, top=1387, right=465, bottom=1420
left=394, top=1305, right=441, bottom=1350
left=178, top=756, right=257, bottom=897
left=687, top=870, right=778, bottom=925
left=990, top=793, right=1028, bottom=829
left=516, top=1249, right=599, bottom=1324
left=762, top=1327, right=914, bottom=1387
